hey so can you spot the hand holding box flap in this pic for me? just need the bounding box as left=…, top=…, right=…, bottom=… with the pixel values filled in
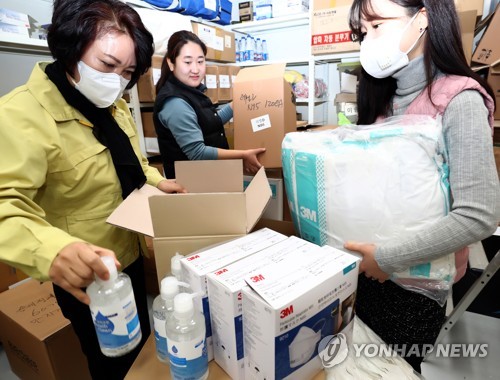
left=175, top=159, right=243, bottom=193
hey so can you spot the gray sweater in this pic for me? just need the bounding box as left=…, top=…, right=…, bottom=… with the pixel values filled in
left=375, top=56, right=500, bottom=273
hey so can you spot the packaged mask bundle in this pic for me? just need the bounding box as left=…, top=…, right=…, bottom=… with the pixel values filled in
left=282, top=115, right=455, bottom=305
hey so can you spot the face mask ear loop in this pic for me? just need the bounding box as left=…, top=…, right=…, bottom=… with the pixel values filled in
left=404, top=11, right=427, bottom=55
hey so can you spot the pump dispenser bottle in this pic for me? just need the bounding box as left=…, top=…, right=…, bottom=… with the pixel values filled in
left=86, top=256, right=142, bottom=357
left=153, top=276, right=189, bottom=362
left=166, top=293, right=208, bottom=380
left=171, top=252, right=184, bottom=281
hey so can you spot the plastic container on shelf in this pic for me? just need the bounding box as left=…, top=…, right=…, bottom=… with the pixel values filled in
left=87, top=256, right=142, bottom=357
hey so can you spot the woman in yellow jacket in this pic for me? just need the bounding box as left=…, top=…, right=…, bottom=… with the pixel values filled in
left=0, top=1, right=184, bottom=378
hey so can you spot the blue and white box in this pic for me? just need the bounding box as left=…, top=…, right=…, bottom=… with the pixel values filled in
left=206, top=236, right=318, bottom=379
left=181, top=228, right=288, bottom=361
left=242, top=244, right=360, bottom=380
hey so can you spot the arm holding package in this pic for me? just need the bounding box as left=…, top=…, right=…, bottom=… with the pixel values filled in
left=0, top=91, right=83, bottom=280
left=376, top=90, right=500, bottom=273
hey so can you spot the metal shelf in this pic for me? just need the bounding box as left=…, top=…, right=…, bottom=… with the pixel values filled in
left=229, top=14, right=309, bottom=34
left=0, top=34, right=50, bottom=55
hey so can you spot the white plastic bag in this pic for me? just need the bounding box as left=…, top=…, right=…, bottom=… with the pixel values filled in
left=282, top=115, right=455, bottom=305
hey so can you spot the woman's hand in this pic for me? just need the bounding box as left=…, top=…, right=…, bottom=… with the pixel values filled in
left=344, top=241, right=390, bottom=283
left=49, top=242, right=119, bottom=305
left=157, top=179, right=187, bottom=193
left=242, top=148, right=266, bottom=174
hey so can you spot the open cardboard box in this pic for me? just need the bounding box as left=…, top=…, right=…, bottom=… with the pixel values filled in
left=0, top=280, right=90, bottom=380
left=107, top=160, right=272, bottom=287
left=233, top=63, right=297, bottom=168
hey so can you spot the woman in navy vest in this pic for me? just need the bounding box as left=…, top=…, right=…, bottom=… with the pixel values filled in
left=153, top=30, right=265, bottom=179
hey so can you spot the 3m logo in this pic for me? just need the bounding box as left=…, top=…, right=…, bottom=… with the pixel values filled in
left=300, top=206, right=317, bottom=222
left=187, top=255, right=200, bottom=261
left=215, top=268, right=228, bottom=276
left=280, top=305, right=294, bottom=319
left=250, top=274, right=265, bottom=283
left=237, top=292, right=242, bottom=301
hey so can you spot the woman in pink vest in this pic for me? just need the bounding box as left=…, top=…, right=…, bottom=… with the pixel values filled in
left=345, top=0, right=499, bottom=373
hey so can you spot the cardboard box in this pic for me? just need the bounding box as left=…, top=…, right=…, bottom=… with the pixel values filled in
left=140, top=110, right=160, bottom=155
left=180, top=228, right=288, bottom=362
left=0, top=262, right=19, bottom=292
left=455, top=0, right=483, bottom=18
left=137, top=55, right=164, bottom=103
left=0, top=280, right=91, bottom=380
left=458, top=10, right=479, bottom=65
left=472, top=3, right=499, bottom=66
left=107, top=159, right=272, bottom=288
left=224, top=121, right=234, bottom=149
left=244, top=174, right=283, bottom=220
left=242, top=245, right=360, bottom=380
left=205, top=65, right=219, bottom=103
left=217, top=65, right=232, bottom=101
left=191, top=22, right=236, bottom=63
left=311, top=0, right=359, bottom=55
left=487, top=64, right=500, bottom=120
left=206, top=236, right=318, bottom=380
left=239, top=1, right=254, bottom=22
left=233, top=63, right=297, bottom=168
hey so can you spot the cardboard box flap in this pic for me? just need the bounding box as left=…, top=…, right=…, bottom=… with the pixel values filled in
left=0, top=280, right=69, bottom=341
left=106, top=184, right=164, bottom=237
left=175, top=160, right=243, bottom=193
left=235, top=63, right=287, bottom=82
left=149, top=193, right=248, bottom=237
left=244, top=167, right=272, bottom=232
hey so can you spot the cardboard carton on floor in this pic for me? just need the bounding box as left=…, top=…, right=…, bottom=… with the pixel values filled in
left=0, top=279, right=90, bottom=380
left=107, top=159, right=272, bottom=288
left=233, top=63, right=297, bottom=168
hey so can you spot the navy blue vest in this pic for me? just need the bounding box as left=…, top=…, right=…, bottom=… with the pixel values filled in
left=153, top=75, right=228, bottom=178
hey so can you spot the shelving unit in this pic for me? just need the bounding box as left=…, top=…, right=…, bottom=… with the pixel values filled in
left=227, top=12, right=359, bottom=125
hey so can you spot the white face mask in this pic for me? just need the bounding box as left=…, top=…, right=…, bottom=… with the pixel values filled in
left=73, top=61, right=130, bottom=108
left=360, top=12, right=426, bottom=79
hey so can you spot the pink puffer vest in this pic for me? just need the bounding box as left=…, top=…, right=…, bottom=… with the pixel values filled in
left=406, top=75, right=495, bottom=281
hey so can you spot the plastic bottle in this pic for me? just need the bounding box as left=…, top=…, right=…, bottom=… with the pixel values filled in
left=153, top=276, right=190, bottom=363
left=166, top=293, right=208, bottom=380
left=255, top=37, right=262, bottom=61
left=262, top=39, right=269, bottom=61
left=171, top=252, right=184, bottom=281
left=240, top=36, right=247, bottom=62
left=87, top=256, right=142, bottom=357
left=248, top=36, right=255, bottom=62
left=235, top=37, right=240, bottom=62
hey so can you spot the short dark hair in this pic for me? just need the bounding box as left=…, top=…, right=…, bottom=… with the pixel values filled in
left=155, top=30, right=207, bottom=92
left=47, top=0, right=154, bottom=88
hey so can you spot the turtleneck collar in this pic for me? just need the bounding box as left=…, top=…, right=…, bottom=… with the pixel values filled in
left=392, top=55, right=427, bottom=96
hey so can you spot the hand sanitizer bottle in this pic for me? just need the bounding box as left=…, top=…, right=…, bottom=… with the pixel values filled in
left=87, top=256, right=142, bottom=357
left=171, top=252, right=184, bottom=281
left=166, top=293, right=208, bottom=380
left=153, top=276, right=189, bottom=363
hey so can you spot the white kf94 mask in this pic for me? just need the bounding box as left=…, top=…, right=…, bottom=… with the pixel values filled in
left=73, top=61, right=130, bottom=108
left=360, top=11, right=426, bottom=79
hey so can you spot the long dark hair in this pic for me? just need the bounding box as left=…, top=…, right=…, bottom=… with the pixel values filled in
left=155, top=30, right=207, bottom=93
left=349, top=0, right=495, bottom=124
left=47, top=0, right=154, bottom=88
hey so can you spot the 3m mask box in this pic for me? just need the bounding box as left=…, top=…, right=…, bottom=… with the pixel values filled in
left=181, top=228, right=288, bottom=361
left=206, top=236, right=319, bottom=379
left=242, top=246, right=360, bottom=380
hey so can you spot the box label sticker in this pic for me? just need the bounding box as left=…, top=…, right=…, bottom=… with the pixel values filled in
left=251, top=114, right=271, bottom=132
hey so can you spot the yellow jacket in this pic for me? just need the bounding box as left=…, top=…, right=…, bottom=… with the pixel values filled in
left=0, top=62, right=164, bottom=280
